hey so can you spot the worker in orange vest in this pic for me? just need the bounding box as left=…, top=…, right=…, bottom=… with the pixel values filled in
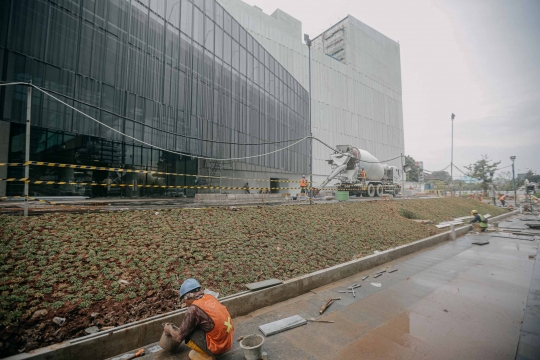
left=300, top=175, right=308, bottom=196
left=499, top=194, right=507, bottom=207
left=163, top=279, right=233, bottom=360
left=360, top=167, right=367, bottom=186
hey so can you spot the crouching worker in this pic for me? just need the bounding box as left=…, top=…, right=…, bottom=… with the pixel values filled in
left=163, top=279, right=234, bottom=360
left=469, top=210, right=488, bottom=232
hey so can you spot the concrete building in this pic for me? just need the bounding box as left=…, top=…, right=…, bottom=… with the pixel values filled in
left=0, top=0, right=404, bottom=198
left=218, top=0, right=405, bottom=186
left=0, top=0, right=310, bottom=198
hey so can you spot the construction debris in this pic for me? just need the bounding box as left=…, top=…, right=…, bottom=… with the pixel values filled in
left=373, top=273, right=382, bottom=278
left=492, top=234, right=535, bottom=241
left=371, top=283, right=382, bottom=287
left=319, top=297, right=341, bottom=314
left=389, top=269, right=398, bottom=273
left=361, top=275, right=369, bottom=281
left=259, top=315, right=307, bottom=336
left=307, top=318, right=334, bottom=323
left=52, top=317, right=65, bottom=326
left=84, top=326, right=99, bottom=334
left=412, top=219, right=433, bottom=224
left=472, top=240, right=490, bottom=246
left=246, top=279, right=282, bottom=291
left=125, top=348, right=145, bottom=360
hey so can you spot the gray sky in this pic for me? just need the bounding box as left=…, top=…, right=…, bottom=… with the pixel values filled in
left=239, top=0, right=540, bottom=176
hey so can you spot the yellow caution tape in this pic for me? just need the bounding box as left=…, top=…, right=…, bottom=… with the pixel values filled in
left=0, top=161, right=313, bottom=184
left=0, top=179, right=302, bottom=191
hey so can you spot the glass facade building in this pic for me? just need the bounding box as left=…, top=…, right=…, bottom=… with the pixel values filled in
left=0, top=0, right=310, bottom=197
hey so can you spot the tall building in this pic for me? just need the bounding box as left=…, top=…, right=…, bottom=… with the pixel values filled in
left=0, top=0, right=404, bottom=198
left=217, top=0, right=405, bottom=186
left=0, top=0, right=310, bottom=198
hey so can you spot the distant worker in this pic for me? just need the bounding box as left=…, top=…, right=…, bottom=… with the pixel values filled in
left=469, top=194, right=475, bottom=199
left=299, top=175, right=308, bottom=196
left=500, top=194, right=507, bottom=207
left=163, top=279, right=234, bottom=360
left=243, top=182, right=250, bottom=194
left=469, top=210, right=488, bottom=232
left=360, top=167, right=367, bottom=186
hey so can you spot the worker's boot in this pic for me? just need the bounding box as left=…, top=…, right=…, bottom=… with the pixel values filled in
left=188, top=350, right=215, bottom=360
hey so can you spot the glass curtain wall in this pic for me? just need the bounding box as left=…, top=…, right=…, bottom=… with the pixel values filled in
left=0, top=0, right=310, bottom=197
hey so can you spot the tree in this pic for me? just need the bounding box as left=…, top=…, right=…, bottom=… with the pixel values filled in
left=431, top=170, right=451, bottom=182
left=404, top=155, right=420, bottom=182
left=465, top=155, right=501, bottom=195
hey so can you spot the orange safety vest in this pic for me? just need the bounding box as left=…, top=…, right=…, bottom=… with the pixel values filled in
left=499, top=195, right=505, bottom=201
left=360, top=170, right=366, bottom=179
left=300, top=178, right=308, bottom=187
left=192, top=295, right=234, bottom=355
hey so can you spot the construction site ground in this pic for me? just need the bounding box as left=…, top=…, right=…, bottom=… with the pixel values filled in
left=110, top=217, right=540, bottom=360
left=0, top=194, right=441, bottom=214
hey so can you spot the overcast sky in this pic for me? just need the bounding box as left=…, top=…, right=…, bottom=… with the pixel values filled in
left=239, top=0, right=540, bottom=176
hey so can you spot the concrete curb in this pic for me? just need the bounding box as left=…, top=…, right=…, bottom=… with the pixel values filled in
left=8, top=210, right=518, bottom=360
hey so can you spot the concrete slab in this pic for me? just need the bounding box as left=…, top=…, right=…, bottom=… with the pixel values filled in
left=516, top=240, right=540, bottom=360
left=108, top=221, right=537, bottom=360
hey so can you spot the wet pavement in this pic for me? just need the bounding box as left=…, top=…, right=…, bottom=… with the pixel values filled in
left=111, top=225, right=539, bottom=360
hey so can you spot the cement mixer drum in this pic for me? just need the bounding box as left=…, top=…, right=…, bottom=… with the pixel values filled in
left=357, top=149, right=384, bottom=181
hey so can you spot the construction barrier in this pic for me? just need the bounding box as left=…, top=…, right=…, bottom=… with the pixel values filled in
left=0, top=178, right=303, bottom=191
left=0, top=161, right=311, bottom=183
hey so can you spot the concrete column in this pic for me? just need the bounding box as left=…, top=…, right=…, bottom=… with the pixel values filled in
left=0, top=121, right=10, bottom=197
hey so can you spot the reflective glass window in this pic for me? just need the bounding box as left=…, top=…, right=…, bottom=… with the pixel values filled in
left=204, top=16, right=214, bottom=52
left=180, top=0, right=192, bottom=36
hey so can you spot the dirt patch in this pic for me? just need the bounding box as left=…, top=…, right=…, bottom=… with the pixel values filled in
left=0, top=198, right=506, bottom=356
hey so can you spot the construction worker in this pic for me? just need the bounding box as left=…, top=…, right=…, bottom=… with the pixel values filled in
left=500, top=194, right=507, bottom=206
left=299, top=175, right=308, bottom=196
left=469, top=210, right=488, bottom=232
left=163, top=279, right=234, bottom=360
left=360, top=167, right=367, bottom=186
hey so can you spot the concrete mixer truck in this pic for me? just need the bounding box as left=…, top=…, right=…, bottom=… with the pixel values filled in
left=319, top=145, right=403, bottom=197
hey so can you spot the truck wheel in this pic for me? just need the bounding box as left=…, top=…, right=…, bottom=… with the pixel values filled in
left=367, top=184, right=375, bottom=197
left=394, top=187, right=400, bottom=196
left=376, top=184, right=383, bottom=197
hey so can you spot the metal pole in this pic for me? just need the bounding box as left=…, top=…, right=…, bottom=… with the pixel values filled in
left=308, top=41, right=313, bottom=205
left=24, top=83, right=32, bottom=216
left=401, top=153, right=405, bottom=198
left=511, top=158, right=517, bottom=207
left=450, top=114, right=453, bottom=195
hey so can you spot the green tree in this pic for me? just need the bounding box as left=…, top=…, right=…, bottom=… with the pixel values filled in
left=465, top=155, right=501, bottom=195
left=431, top=170, right=451, bottom=182
left=404, top=155, right=420, bottom=181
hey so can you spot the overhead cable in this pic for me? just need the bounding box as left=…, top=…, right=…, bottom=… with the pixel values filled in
left=313, top=138, right=403, bottom=164
left=1, top=81, right=308, bottom=146
left=31, top=84, right=308, bottom=162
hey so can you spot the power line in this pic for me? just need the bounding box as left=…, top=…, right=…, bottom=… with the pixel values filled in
left=31, top=84, right=309, bottom=162
left=2, top=81, right=405, bottom=165
left=423, top=164, right=450, bottom=173
left=314, top=138, right=404, bottom=164
left=0, top=81, right=308, bottom=146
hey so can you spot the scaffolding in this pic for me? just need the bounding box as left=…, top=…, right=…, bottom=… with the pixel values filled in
left=312, top=24, right=347, bottom=64
left=205, top=159, right=233, bottom=192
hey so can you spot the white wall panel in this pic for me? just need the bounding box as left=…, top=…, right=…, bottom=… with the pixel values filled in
left=219, top=0, right=404, bottom=183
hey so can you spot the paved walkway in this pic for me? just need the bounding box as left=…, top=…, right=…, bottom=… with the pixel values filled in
left=112, top=228, right=539, bottom=360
